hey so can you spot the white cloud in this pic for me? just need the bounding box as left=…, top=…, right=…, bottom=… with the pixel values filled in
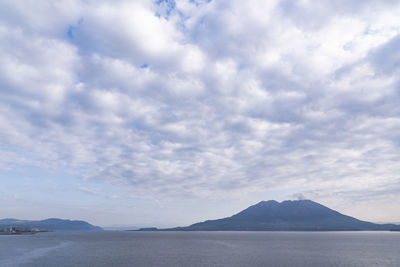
left=1, top=0, right=400, bottom=223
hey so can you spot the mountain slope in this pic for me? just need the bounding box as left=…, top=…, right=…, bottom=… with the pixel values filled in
left=0, top=218, right=103, bottom=231
left=171, top=200, right=400, bottom=231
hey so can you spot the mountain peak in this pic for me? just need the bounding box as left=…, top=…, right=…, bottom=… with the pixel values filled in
left=250, top=199, right=321, bottom=210
left=173, top=200, right=400, bottom=231
left=256, top=199, right=317, bottom=205
left=256, top=200, right=279, bottom=205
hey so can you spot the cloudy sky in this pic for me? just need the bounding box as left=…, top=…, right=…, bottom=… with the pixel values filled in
left=1, top=0, right=400, bottom=227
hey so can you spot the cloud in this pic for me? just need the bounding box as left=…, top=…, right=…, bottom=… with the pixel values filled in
left=78, top=187, right=121, bottom=199
left=1, top=0, right=400, bottom=211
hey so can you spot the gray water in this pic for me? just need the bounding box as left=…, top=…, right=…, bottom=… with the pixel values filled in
left=1, top=231, right=399, bottom=266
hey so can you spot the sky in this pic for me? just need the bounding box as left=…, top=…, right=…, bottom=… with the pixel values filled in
left=1, top=0, right=400, bottom=227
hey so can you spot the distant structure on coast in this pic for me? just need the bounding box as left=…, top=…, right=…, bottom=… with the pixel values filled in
left=0, top=218, right=103, bottom=232
left=0, top=226, right=41, bottom=234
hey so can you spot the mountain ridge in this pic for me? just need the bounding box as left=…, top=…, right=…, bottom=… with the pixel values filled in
left=165, top=200, right=400, bottom=231
left=0, top=218, right=103, bottom=231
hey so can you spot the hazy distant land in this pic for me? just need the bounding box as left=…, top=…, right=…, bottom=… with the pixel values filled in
left=138, top=200, right=400, bottom=231
left=3, top=200, right=400, bottom=233
left=0, top=218, right=102, bottom=233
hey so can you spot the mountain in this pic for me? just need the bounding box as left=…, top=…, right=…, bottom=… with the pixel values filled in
left=168, top=200, right=400, bottom=231
left=0, top=218, right=103, bottom=231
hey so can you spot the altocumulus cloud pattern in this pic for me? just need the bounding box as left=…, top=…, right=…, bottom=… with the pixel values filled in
left=0, top=0, right=400, bottom=222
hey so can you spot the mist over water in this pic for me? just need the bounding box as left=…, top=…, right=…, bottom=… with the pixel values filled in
left=1, top=231, right=400, bottom=267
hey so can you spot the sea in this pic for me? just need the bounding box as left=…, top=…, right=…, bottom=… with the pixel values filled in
left=0, top=231, right=399, bottom=266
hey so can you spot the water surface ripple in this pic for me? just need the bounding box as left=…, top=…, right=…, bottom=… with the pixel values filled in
left=1, top=231, right=399, bottom=266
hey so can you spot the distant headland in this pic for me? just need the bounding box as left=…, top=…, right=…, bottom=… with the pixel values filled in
left=0, top=218, right=102, bottom=234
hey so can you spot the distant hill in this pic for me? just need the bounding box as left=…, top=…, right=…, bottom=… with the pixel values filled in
left=0, top=218, right=103, bottom=231
left=167, top=200, right=400, bottom=231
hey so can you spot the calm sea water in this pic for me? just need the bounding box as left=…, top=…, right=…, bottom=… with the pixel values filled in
left=0, top=231, right=399, bottom=266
